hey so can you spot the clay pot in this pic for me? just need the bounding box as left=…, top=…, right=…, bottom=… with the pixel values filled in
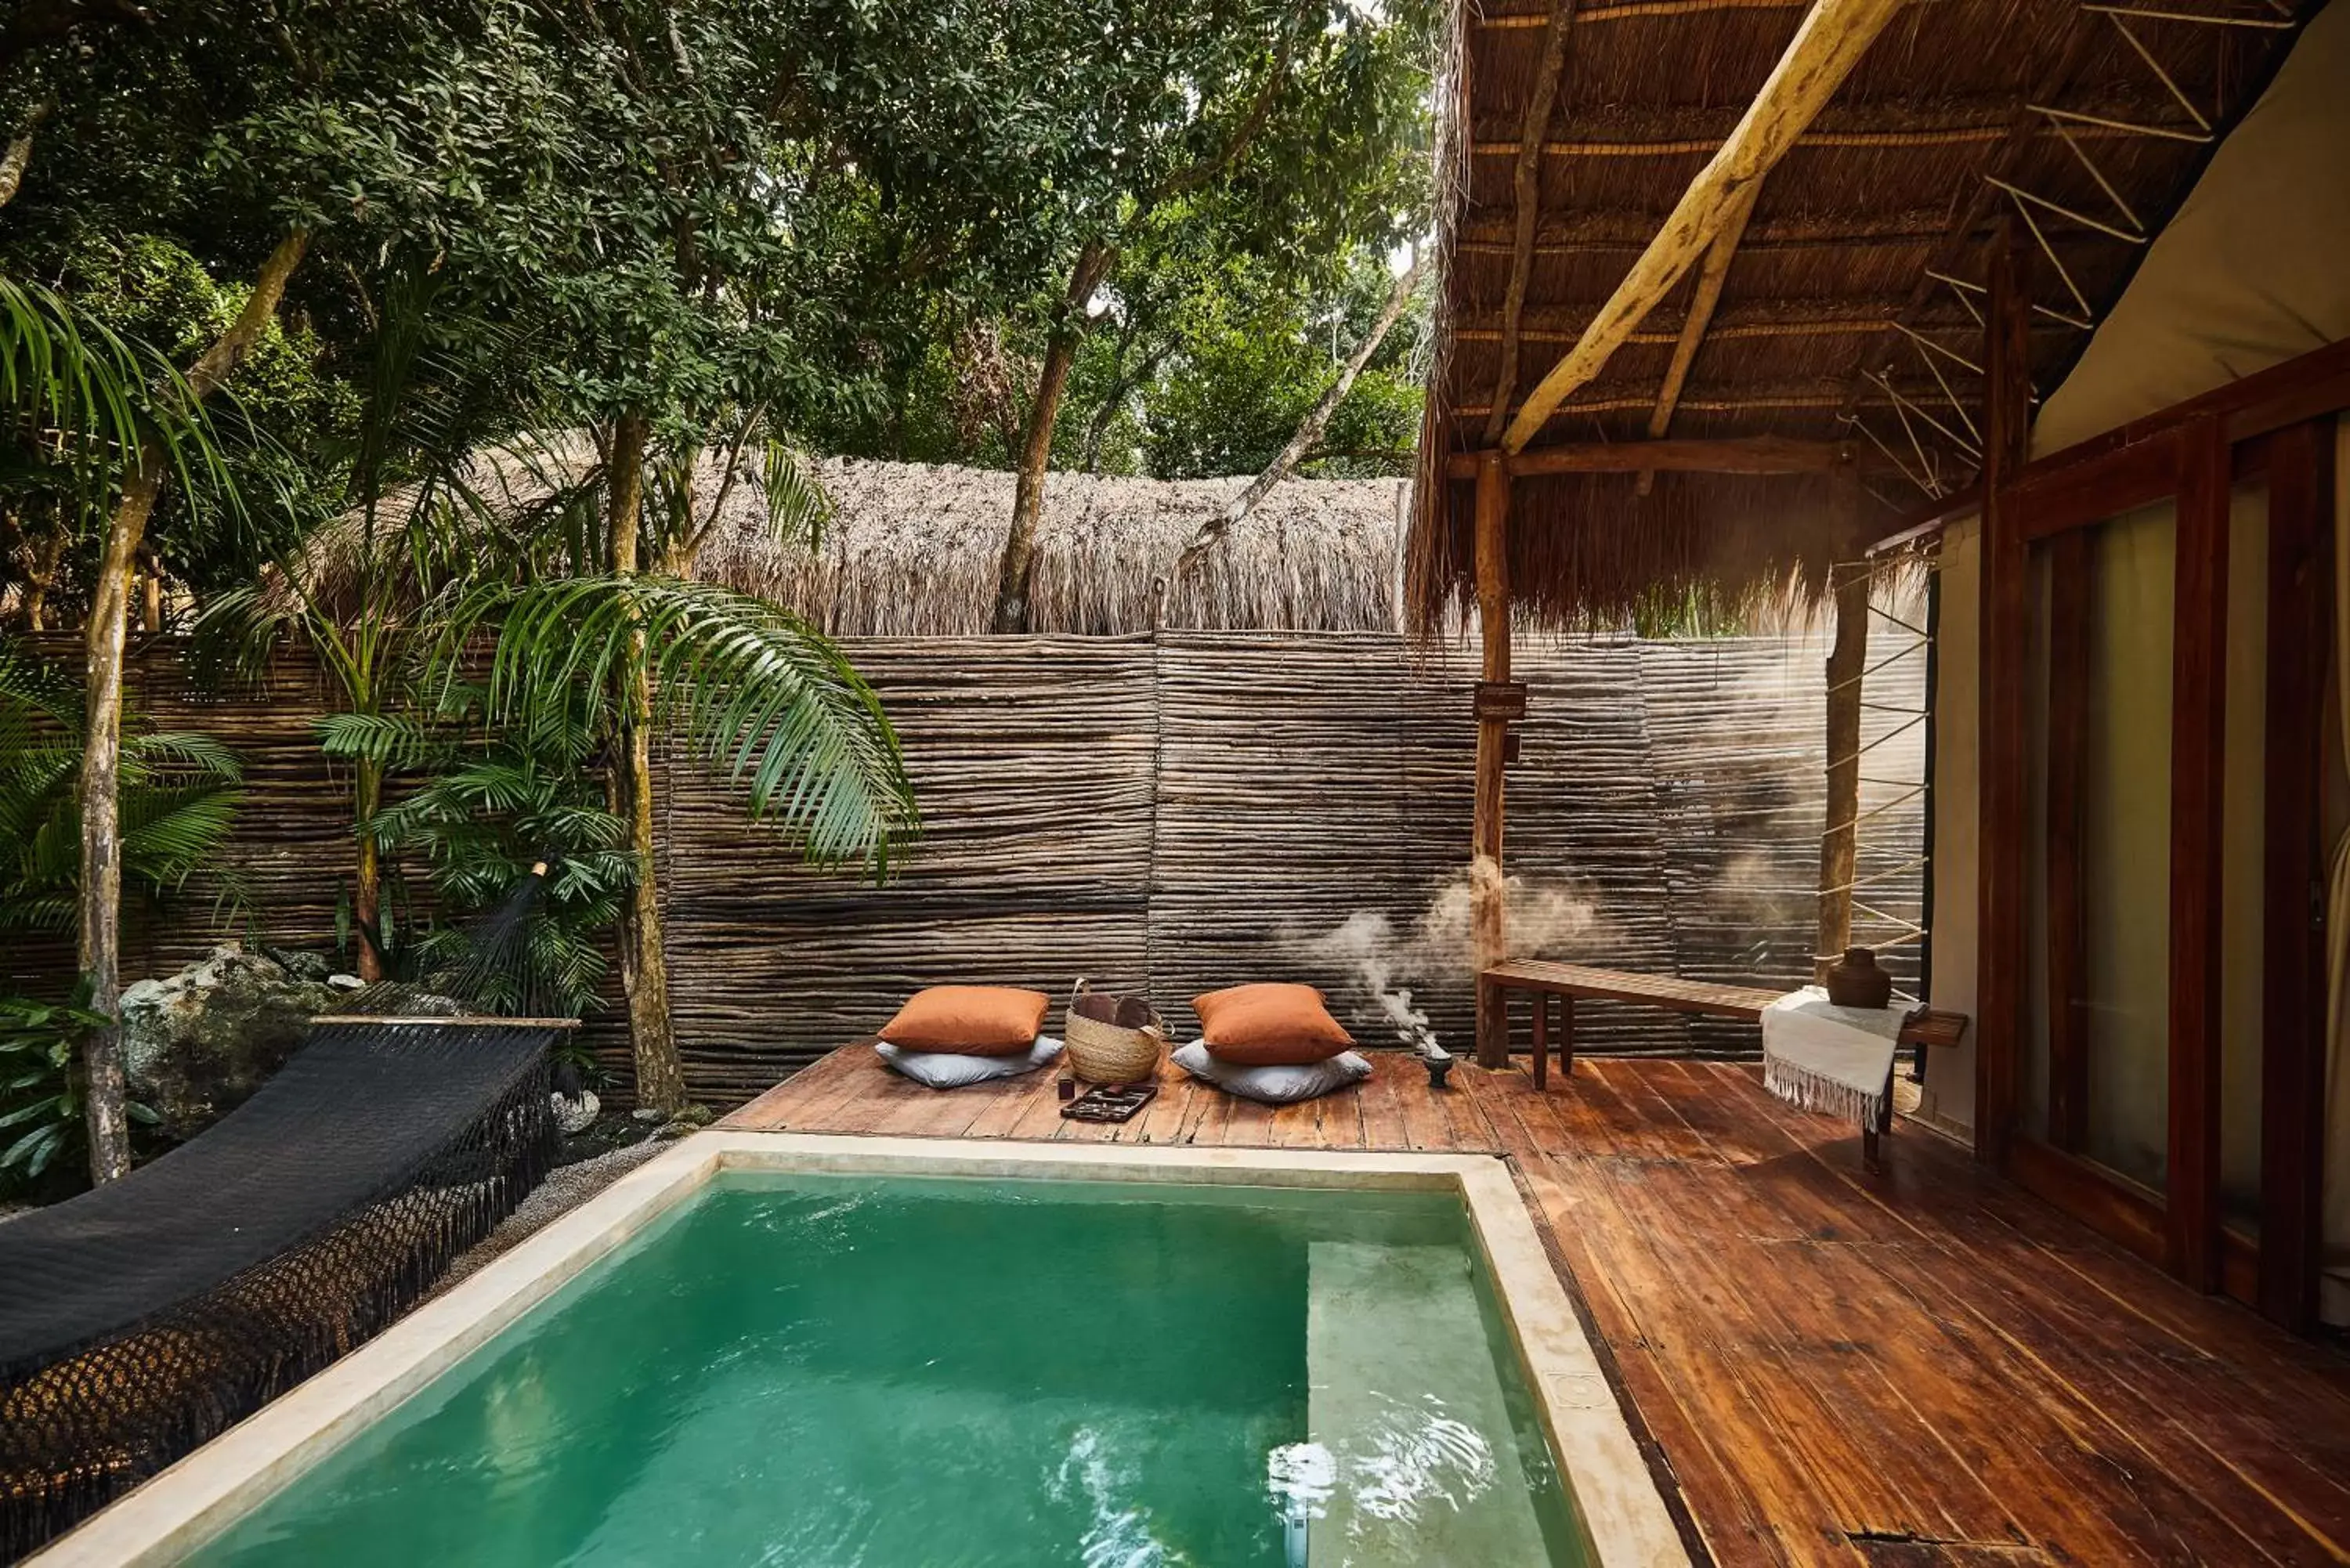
left=1824, top=946, right=1893, bottom=1010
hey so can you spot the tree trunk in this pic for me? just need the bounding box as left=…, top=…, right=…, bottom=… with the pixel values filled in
left=24, top=524, right=62, bottom=631
left=0, top=99, right=47, bottom=211
left=77, top=454, right=163, bottom=1183
left=137, top=546, right=161, bottom=631
left=354, top=757, right=385, bottom=981
left=606, top=410, right=687, bottom=1115
left=77, top=228, right=306, bottom=1185
left=990, top=242, right=1112, bottom=634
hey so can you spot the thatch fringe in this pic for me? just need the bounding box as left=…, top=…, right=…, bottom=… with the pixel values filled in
left=700, top=459, right=1410, bottom=636
left=1411, top=467, right=1891, bottom=636
left=287, top=445, right=1412, bottom=636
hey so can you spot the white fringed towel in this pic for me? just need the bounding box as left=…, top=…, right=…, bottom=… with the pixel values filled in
left=1761, top=986, right=1903, bottom=1126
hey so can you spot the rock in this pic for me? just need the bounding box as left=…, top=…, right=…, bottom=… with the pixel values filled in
left=631, top=1107, right=664, bottom=1123
left=260, top=946, right=336, bottom=984
left=551, top=1090, right=600, bottom=1136
left=121, top=945, right=342, bottom=1140
left=326, top=974, right=364, bottom=992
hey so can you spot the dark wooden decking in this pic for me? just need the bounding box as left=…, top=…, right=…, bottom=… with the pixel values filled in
left=722, top=1049, right=2350, bottom=1566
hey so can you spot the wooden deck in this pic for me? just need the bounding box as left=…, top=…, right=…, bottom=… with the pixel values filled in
left=723, top=1048, right=2350, bottom=1567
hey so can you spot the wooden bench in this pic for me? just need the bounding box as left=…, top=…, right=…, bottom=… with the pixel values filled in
left=1479, top=959, right=1785, bottom=1089
left=1482, top=959, right=1968, bottom=1169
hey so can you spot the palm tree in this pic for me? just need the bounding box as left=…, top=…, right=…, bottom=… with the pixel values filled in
left=433, top=565, right=919, bottom=1113
left=196, top=258, right=560, bottom=980
left=1, top=273, right=254, bottom=1183
left=206, top=309, right=916, bottom=1111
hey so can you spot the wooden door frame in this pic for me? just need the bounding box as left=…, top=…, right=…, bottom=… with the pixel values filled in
left=1977, top=334, right=2349, bottom=1326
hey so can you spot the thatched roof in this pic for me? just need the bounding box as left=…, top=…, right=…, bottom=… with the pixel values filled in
left=295, top=445, right=1411, bottom=635
left=1415, top=0, right=2316, bottom=630
left=696, top=459, right=1409, bottom=636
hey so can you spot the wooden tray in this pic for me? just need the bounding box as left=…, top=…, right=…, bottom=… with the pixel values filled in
left=1061, top=1082, right=1158, bottom=1124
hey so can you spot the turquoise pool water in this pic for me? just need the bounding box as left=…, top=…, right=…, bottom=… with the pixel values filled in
left=191, top=1172, right=1585, bottom=1566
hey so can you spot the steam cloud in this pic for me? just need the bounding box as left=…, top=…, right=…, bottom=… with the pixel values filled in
left=1300, top=857, right=1602, bottom=1054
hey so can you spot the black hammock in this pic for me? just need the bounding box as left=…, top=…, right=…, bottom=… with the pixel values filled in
left=0, top=1019, right=559, bottom=1560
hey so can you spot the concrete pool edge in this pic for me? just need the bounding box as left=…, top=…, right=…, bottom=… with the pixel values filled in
left=34, top=1133, right=1690, bottom=1568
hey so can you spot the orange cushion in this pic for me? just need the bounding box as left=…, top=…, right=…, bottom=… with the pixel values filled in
left=1192, top=983, right=1354, bottom=1066
left=880, top=986, right=1050, bottom=1057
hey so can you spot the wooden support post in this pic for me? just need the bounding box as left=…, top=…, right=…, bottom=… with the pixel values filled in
left=1531, top=991, right=1549, bottom=1089
left=1473, top=451, right=1513, bottom=1068
left=1816, top=465, right=1867, bottom=980
left=2165, top=414, right=2230, bottom=1292
left=2258, top=418, right=2334, bottom=1331
left=1975, top=215, right=2033, bottom=1168
left=2044, top=529, right=2093, bottom=1151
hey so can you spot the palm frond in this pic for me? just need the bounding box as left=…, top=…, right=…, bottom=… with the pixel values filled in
left=121, top=730, right=244, bottom=786
left=759, top=437, right=833, bottom=551
left=119, top=789, right=244, bottom=891
left=0, top=649, right=79, bottom=732
left=313, top=710, right=446, bottom=772
left=0, top=276, right=236, bottom=515
left=448, top=575, right=918, bottom=876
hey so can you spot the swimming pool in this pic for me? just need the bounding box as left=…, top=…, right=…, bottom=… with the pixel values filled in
left=35, top=1136, right=1687, bottom=1566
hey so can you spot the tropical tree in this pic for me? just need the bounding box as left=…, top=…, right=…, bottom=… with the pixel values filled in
left=456, top=0, right=916, bottom=1112
left=0, top=273, right=247, bottom=1180
left=195, top=257, right=556, bottom=978
left=3, top=0, right=597, bottom=1176
left=778, top=0, right=1437, bottom=630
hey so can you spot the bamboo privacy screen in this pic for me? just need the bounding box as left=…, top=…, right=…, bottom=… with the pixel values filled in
left=18, top=630, right=1925, bottom=1106
left=656, top=630, right=1925, bottom=1097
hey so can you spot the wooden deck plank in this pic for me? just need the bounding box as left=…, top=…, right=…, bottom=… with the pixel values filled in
left=713, top=1047, right=2350, bottom=1566
left=1587, top=1063, right=2012, bottom=1548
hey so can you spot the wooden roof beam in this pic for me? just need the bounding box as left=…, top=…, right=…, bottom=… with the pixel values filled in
left=1477, top=0, right=1811, bottom=24
left=1638, top=181, right=1760, bottom=493
left=1454, top=297, right=2030, bottom=343
left=1443, top=435, right=1880, bottom=479
left=1500, top=0, right=1913, bottom=453
left=1455, top=207, right=2118, bottom=255
left=1483, top=0, right=1579, bottom=446
left=1467, top=89, right=2197, bottom=151
left=1459, top=371, right=1971, bottom=421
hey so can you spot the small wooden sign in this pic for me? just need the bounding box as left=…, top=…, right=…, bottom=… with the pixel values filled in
left=1473, top=680, right=1528, bottom=721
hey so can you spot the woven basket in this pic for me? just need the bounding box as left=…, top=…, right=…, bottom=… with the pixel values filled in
left=1063, top=980, right=1167, bottom=1084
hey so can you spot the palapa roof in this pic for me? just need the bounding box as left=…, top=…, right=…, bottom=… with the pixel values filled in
left=1413, top=0, right=2316, bottom=629
left=299, top=445, right=1412, bottom=636
left=698, top=459, right=1409, bottom=636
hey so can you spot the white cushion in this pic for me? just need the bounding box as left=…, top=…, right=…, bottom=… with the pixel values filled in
left=875, top=1036, right=1063, bottom=1089
left=1171, top=1042, right=1372, bottom=1104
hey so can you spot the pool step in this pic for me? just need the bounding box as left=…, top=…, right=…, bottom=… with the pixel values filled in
left=1300, top=1242, right=1555, bottom=1566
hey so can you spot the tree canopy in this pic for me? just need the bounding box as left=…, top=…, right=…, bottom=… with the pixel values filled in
left=0, top=0, right=1437, bottom=1172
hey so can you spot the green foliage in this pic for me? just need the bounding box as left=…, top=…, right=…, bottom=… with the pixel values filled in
left=1123, top=249, right=1426, bottom=479
left=440, top=576, right=920, bottom=876
left=0, top=276, right=238, bottom=624
left=0, top=646, right=245, bottom=935
left=0, top=991, right=150, bottom=1194
left=354, top=685, right=634, bottom=1029
left=784, top=0, right=1437, bottom=482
